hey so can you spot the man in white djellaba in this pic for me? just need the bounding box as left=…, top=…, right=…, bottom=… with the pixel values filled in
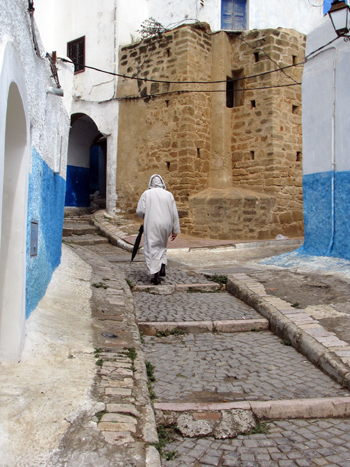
left=136, top=174, right=181, bottom=284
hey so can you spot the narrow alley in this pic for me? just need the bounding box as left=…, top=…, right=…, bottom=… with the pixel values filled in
left=67, top=224, right=350, bottom=467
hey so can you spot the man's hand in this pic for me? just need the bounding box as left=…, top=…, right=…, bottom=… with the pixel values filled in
left=170, top=233, right=177, bottom=241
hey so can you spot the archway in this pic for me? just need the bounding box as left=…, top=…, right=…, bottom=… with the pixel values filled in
left=0, top=82, right=27, bottom=360
left=65, top=113, right=106, bottom=209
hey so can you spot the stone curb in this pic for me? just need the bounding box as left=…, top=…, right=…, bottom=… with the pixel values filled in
left=154, top=396, right=350, bottom=420
left=70, top=245, right=161, bottom=466
left=227, top=275, right=350, bottom=390
left=92, top=211, right=133, bottom=252
left=138, top=318, right=269, bottom=335
left=91, top=210, right=303, bottom=253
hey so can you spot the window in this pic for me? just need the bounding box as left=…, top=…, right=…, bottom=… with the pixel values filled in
left=226, top=69, right=244, bottom=108
left=221, top=0, right=247, bottom=31
left=67, top=36, right=85, bottom=73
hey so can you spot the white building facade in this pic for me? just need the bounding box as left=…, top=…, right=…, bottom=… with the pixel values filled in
left=33, top=0, right=323, bottom=215
left=301, top=15, right=350, bottom=260
left=0, top=0, right=73, bottom=360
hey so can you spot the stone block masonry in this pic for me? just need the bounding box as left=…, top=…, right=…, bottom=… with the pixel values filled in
left=117, top=24, right=305, bottom=240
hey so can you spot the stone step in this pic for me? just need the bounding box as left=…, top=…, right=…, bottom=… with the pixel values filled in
left=63, top=234, right=109, bottom=246
left=138, top=318, right=269, bottom=335
left=62, top=224, right=98, bottom=237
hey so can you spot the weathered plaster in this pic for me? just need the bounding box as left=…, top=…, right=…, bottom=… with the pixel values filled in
left=0, top=0, right=73, bottom=360
left=26, top=149, right=66, bottom=317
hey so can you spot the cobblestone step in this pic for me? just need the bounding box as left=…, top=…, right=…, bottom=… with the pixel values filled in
left=134, top=290, right=261, bottom=322
left=117, top=263, right=214, bottom=286
left=143, top=332, right=349, bottom=404
left=62, top=224, right=98, bottom=236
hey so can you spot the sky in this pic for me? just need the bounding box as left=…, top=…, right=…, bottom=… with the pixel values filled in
left=323, top=0, right=350, bottom=14
left=323, top=0, right=332, bottom=14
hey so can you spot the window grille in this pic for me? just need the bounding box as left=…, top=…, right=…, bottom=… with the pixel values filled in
left=67, top=36, right=85, bottom=73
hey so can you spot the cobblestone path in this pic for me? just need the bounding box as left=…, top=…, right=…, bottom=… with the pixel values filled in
left=143, top=333, right=347, bottom=403
left=116, top=261, right=213, bottom=286
left=134, top=291, right=260, bottom=322
left=87, top=244, right=350, bottom=467
left=163, top=418, right=350, bottom=467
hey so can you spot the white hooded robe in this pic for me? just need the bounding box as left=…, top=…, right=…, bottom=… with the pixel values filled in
left=136, top=175, right=180, bottom=275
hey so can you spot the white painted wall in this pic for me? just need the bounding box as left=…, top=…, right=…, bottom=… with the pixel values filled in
left=249, top=0, right=324, bottom=35
left=0, top=0, right=74, bottom=178
left=0, top=0, right=74, bottom=361
left=302, top=16, right=350, bottom=175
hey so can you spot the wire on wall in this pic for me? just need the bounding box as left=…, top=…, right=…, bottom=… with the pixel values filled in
left=27, top=0, right=41, bottom=58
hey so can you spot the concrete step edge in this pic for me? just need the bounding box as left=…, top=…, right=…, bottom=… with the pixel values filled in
left=154, top=396, right=350, bottom=420
left=138, top=318, right=269, bottom=335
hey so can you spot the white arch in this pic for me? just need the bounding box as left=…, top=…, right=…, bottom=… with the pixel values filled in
left=70, top=101, right=119, bottom=215
left=0, top=39, right=30, bottom=361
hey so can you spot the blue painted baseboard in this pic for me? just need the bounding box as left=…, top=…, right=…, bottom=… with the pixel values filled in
left=26, top=148, right=66, bottom=318
left=301, top=170, right=350, bottom=260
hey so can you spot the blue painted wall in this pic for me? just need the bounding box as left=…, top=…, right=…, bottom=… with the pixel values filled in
left=300, top=170, right=350, bottom=260
left=65, top=165, right=90, bottom=207
left=90, top=145, right=106, bottom=196
left=26, top=148, right=66, bottom=318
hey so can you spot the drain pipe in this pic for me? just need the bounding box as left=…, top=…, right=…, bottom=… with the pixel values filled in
left=327, top=46, right=338, bottom=256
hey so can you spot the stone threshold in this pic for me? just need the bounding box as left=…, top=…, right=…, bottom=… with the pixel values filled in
left=133, top=283, right=221, bottom=293
left=138, top=318, right=269, bottom=335
left=155, top=396, right=350, bottom=420
left=227, top=274, right=350, bottom=391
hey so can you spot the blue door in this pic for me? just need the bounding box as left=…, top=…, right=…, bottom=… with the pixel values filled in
left=221, top=0, right=247, bottom=30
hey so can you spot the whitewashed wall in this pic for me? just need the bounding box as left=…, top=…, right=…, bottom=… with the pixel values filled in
left=301, top=15, right=350, bottom=259
left=249, top=0, right=323, bottom=35
left=0, top=0, right=74, bottom=361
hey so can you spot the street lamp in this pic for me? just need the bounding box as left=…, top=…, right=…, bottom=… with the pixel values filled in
left=328, top=0, right=350, bottom=36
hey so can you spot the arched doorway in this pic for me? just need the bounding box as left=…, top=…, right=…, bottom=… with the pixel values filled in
left=0, top=81, right=28, bottom=360
left=65, top=113, right=106, bottom=209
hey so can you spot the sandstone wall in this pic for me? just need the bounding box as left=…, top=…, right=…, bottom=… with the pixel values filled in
left=116, top=24, right=305, bottom=240
left=116, top=24, right=212, bottom=233
left=228, top=28, right=305, bottom=238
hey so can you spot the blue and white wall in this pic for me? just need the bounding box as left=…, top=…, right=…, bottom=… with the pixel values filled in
left=0, top=0, right=73, bottom=360
left=301, top=16, right=350, bottom=260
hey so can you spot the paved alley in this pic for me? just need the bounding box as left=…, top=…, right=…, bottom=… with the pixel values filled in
left=83, top=240, right=350, bottom=467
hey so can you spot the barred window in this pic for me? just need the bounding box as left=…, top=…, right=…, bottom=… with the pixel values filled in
left=67, top=36, right=85, bottom=73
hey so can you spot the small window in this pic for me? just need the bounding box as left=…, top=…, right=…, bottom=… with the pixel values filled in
left=251, top=100, right=256, bottom=108
left=226, top=69, right=244, bottom=108
left=254, top=52, right=259, bottom=63
left=250, top=151, right=255, bottom=160
left=292, top=105, right=298, bottom=114
left=221, top=0, right=247, bottom=30
left=292, top=55, right=297, bottom=66
left=296, top=151, right=302, bottom=162
left=67, top=36, right=85, bottom=73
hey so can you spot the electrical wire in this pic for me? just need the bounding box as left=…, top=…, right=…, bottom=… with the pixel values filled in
left=60, top=58, right=304, bottom=85
left=238, top=35, right=299, bottom=84
left=59, top=28, right=340, bottom=101
left=116, top=82, right=301, bottom=101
